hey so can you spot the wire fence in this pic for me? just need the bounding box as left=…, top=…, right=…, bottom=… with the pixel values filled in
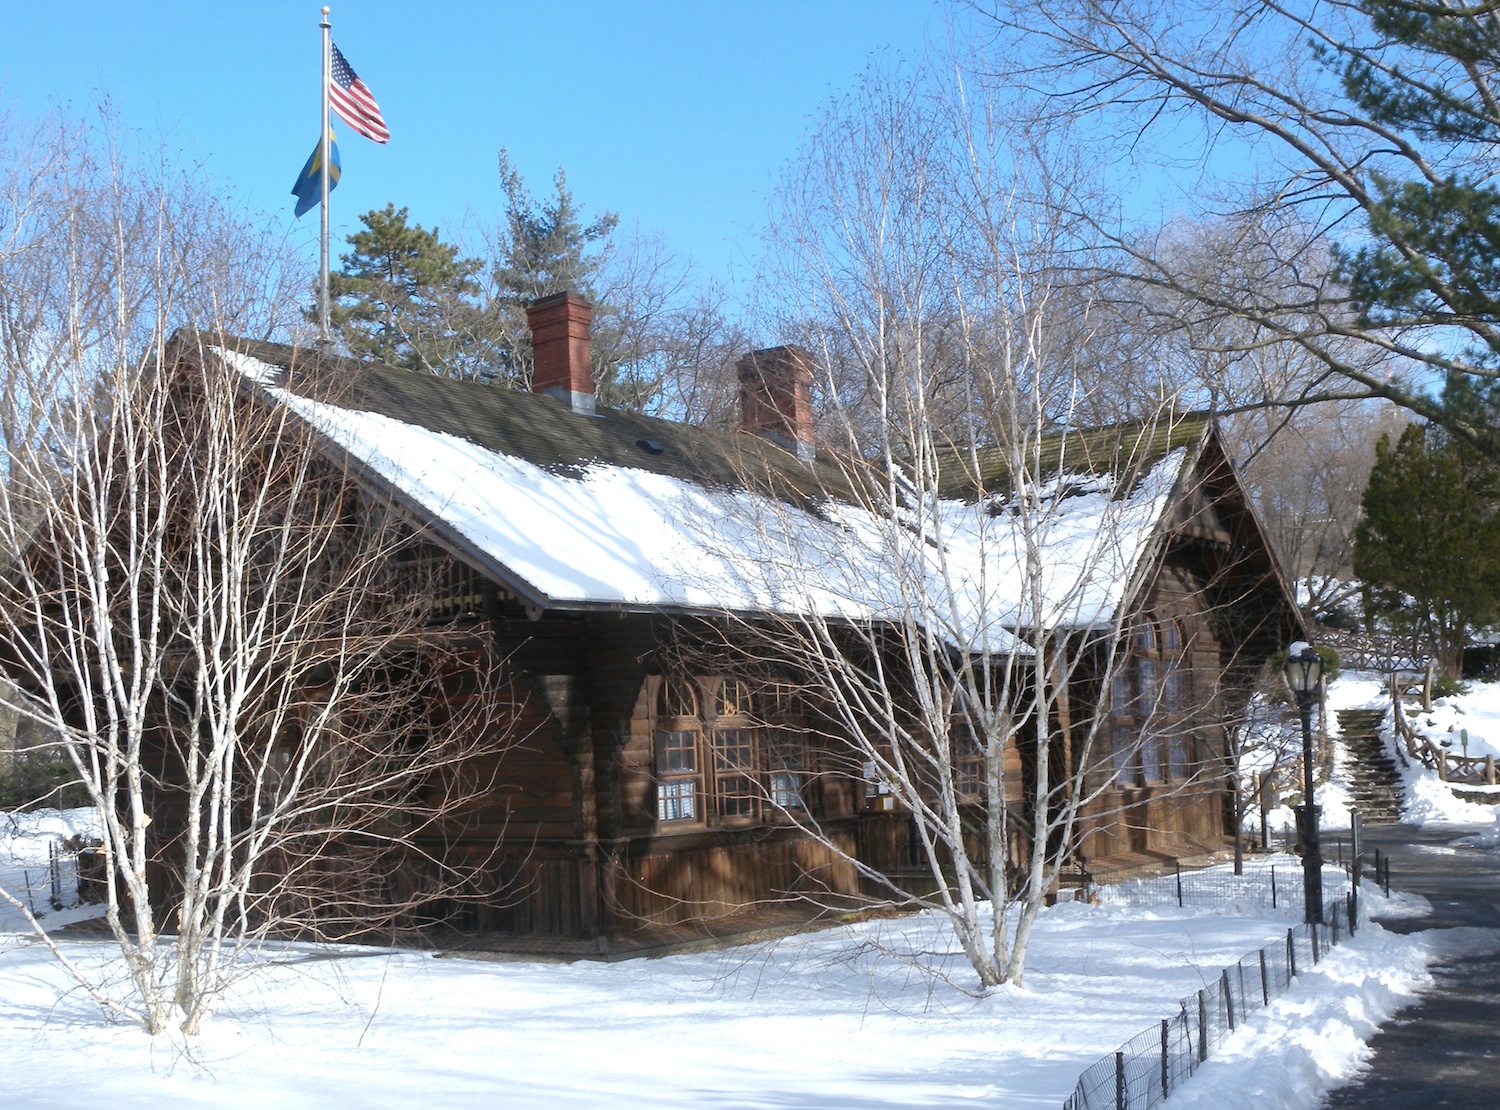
left=1062, top=890, right=1359, bottom=1110
left=1059, top=834, right=1383, bottom=1110
left=1091, top=856, right=1351, bottom=915
left=7, top=841, right=83, bottom=917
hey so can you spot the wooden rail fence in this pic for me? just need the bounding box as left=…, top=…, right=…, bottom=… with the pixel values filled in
left=1388, top=664, right=1498, bottom=786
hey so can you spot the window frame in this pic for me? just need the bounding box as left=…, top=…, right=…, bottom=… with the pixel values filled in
left=651, top=674, right=813, bottom=829
left=1109, top=613, right=1196, bottom=787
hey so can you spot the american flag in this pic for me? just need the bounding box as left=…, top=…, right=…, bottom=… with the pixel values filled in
left=330, top=44, right=389, bottom=144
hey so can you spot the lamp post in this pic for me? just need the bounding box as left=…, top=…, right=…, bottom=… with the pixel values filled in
left=1283, top=641, right=1324, bottom=924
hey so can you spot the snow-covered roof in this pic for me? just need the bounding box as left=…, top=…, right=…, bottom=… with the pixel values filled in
left=209, top=341, right=1204, bottom=650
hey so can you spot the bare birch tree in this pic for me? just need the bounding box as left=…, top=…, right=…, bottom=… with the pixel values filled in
left=720, top=58, right=1239, bottom=990
left=0, top=111, right=519, bottom=1034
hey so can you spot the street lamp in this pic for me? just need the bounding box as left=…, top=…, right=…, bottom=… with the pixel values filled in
left=1282, top=641, right=1324, bottom=924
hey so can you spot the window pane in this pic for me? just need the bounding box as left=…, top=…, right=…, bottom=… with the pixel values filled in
left=714, top=727, right=758, bottom=818
left=1163, top=667, right=1184, bottom=712
left=658, top=678, right=697, bottom=719
left=713, top=728, right=755, bottom=771
left=767, top=728, right=807, bottom=810
left=952, top=719, right=984, bottom=799
left=770, top=771, right=804, bottom=809
left=1141, top=731, right=1164, bottom=782
left=1111, top=723, right=1133, bottom=774
left=1138, top=659, right=1158, bottom=710
left=759, top=683, right=797, bottom=721
left=657, top=777, right=699, bottom=821
left=656, top=729, right=698, bottom=774
left=718, top=678, right=749, bottom=718
left=1168, top=731, right=1192, bottom=778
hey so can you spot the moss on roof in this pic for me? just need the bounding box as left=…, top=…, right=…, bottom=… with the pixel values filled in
left=934, top=412, right=1213, bottom=500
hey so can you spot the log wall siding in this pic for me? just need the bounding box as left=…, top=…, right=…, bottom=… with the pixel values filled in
left=610, top=828, right=861, bottom=926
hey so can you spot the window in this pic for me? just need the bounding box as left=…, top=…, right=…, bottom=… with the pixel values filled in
left=766, top=728, right=808, bottom=810
left=652, top=675, right=811, bottom=826
left=713, top=727, right=759, bottom=819
left=950, top=703, right=987, bottom=801
left=655, top=728, right=701, bottom=822
left=1109, top=613, right=1193, bottom=785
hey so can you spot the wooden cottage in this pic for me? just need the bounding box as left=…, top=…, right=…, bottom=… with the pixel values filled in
left=127, top=300, right=1299, bottom=939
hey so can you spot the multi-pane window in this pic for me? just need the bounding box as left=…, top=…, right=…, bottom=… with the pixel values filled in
left=950, top=703, right=986, bottom=800
left=653, top=676, right=810, bottom=826
left=714, top=727, right=759, bottom=819
left=766, top=727, right=808, bottom=809
left=1110, top=614, right=1194, bottom=785
left=655, top=727, right=701, bottom=822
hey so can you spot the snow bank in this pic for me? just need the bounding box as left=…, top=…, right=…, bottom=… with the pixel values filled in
left=1162, top=921, right=1489, bottom=1110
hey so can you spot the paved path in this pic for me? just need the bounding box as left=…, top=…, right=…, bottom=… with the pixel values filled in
left=1322, top=823, right=1500, bottom=1108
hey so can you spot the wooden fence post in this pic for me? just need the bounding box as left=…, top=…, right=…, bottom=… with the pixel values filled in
left=1223, top=968, right=1235, bottom=1031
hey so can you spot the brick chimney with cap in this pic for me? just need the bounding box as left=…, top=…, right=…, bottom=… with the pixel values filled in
left=527, top=291, right=595, bottom=415
left=737, top=345, right=816, bottom=462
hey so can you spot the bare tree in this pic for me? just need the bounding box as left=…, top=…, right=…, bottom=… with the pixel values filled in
left=976, top=0, right=1500, bottom=453
left=1229, top=399, right=1407, bottom=620
left=727, top=57, right=1259, bottom=990
left=0, top=112, right=518, bottom=1034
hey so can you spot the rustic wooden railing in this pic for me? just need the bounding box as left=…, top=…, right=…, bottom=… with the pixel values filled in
left=1388, top=664, right=1498, bottom=786
left=1316, top=629, right=1432, bottom=673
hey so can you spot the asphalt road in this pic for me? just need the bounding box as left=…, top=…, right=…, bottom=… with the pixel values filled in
left=1322, top=823, right=1500, bottom=1109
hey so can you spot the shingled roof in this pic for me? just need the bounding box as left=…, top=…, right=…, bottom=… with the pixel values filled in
left=200, top=334, right=853, bottom=507
left=180, top=333, right=1219, bottom=640
left=934, top=412, right=1213, bottom=500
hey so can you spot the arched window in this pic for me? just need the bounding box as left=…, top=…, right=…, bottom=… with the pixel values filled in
left=1110, top=613, right=1187, bottom=785
left=652, top=676, right=809, bottom=827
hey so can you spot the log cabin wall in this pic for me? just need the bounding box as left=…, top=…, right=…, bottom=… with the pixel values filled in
left=1069, top=448, right=1296, bottom=866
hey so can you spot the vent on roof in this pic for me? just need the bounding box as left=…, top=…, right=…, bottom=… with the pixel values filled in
left=636, top=438, right=665, bottom=455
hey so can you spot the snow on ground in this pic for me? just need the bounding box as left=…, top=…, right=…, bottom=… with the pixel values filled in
left=5, top=679, right=1494, bottom=1108
left=0, top=807, right=101, bottom=932
left=0, top=843, right=1439, bottom=1110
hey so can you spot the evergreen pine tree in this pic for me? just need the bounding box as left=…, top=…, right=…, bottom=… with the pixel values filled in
left=328, top=203, right=481, bottom=375
left=1354, top=396, right=1500, bottom=675
left=482, top=151, right=657, bottom=404
left=1328, top=2, right=1500, bottom=387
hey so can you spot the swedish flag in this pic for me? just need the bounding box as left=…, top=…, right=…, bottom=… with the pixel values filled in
left=291, top=130, right=341, bottom=218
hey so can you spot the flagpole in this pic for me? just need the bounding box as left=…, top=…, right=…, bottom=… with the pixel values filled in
left=318, top=6, right=332, bottom=344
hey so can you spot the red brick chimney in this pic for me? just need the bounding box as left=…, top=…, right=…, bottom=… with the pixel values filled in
left=738, top=345, right=815, bottom=462
left=527, top=291, right=595, bottom=415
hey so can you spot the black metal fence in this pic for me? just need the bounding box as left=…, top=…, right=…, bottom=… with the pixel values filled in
left=1062, top=892, right=1358, bottom=1110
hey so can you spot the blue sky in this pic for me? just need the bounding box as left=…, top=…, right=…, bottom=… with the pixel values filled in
left=0, top=1, right=951, bottom=283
